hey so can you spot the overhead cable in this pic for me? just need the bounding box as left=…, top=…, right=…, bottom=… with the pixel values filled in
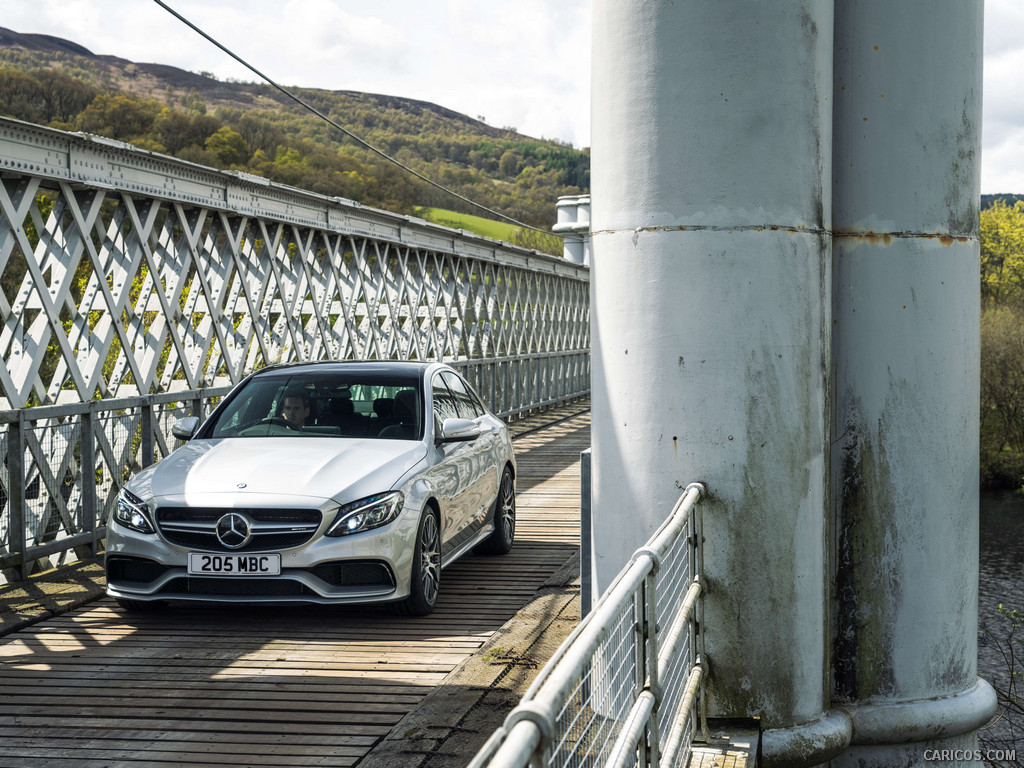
left=152, top=0, right=561, bottom=238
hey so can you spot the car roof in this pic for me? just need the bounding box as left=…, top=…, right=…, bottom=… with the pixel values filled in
left=251, top=360, right=440, bottom=377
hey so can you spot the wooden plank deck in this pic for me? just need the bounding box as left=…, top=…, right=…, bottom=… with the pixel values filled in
left=0, top=406, right=591, bottom=768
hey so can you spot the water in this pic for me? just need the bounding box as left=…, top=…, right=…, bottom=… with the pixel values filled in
left=979, top=491, right=1024, bottom=758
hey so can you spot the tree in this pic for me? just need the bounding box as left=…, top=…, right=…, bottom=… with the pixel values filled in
left=153, top=109, right=221, bottom=155
left=0, top=53, right=591, bottom=228
left=30, top=68, right=97, bottom=123
left=233, top=112, right=285, bottom=155
left=981, top=200, right=1024, bottom=306
left=979, top=203, right=1024, bottom=488
left=0, top=68, right=45, bottom=123
left=980, top=606, right=1024, bottom=766
left=499, top=149, right=518, bottom=177
left=76, top=94, right=161, bottom=139
left=981, top=305, right=1024, bottom=452
left=204, top=126, right=249, bottom=166
left=512, top=226, right=562, bottom=257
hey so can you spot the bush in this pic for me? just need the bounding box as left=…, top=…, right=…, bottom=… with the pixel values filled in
left=981, top=304, right=1024, bottom=489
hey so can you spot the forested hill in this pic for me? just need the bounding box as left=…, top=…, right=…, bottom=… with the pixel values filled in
left=0, top=27, right=589, bottom=233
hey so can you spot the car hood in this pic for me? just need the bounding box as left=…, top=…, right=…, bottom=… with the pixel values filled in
left=131, top=437, right=427, bottom=503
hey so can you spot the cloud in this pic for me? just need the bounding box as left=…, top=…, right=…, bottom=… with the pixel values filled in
left=982, top=8, right=1024, bottom=194
left=982, top=130, right=1024, bottom=195
left=984, top=0, right=1024, bottom=59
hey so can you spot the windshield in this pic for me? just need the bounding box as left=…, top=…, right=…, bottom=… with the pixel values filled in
left=206, top=371, right=424, bottom=440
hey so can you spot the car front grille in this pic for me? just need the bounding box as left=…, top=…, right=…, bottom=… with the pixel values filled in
left=155, top=506, right=322, bottom=552
left=159, top=508, right=320, bottom=524
left=160, top=530, right=316, bottom=552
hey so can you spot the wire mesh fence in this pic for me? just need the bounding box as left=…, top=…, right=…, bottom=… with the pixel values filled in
left=470, top=483, right=708, bottom=768
left=549, top=593, right=640, bottom=768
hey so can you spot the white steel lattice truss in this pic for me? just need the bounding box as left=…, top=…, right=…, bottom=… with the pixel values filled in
left=0, top=119, right=589, bottom=571
left=0, top=178, right=589, bottom=409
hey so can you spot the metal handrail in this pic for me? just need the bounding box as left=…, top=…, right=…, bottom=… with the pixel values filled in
left=469, top=482, right=708, bottom=768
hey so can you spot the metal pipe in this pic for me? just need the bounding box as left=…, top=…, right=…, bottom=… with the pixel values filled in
left=608, top=690, right=657, bottom=768
left=695, top=497, right=708, bottom=743
left=8, top=415, right=27, bottom=580
left=659, top=662, right=704, bottom=768
left=580, top=448, right=593, bottom=617
left=81, top=408, right=97, bottom=558
left=657, top=580, right=701, bottom=671
left=480, top=722, right=541, bottom=768
left=644, top=571, right=661, bottom=768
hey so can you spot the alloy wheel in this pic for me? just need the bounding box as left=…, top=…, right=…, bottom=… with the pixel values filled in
left=501, top=473, right=516, bottom=546
left=420, top=513, right=441, bottom=605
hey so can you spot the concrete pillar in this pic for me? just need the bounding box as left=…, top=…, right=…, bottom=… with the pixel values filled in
left=831, top=2, right=995, bottom=765
left=591, top=2, right=848, bottom=765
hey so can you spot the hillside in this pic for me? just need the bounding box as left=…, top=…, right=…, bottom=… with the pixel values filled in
left=0, top=27, right=588, bottom=244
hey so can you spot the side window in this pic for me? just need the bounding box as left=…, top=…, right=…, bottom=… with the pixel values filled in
left=431, top=374, right=459, bottom=432
left=442, top=371, right=484, bottom=419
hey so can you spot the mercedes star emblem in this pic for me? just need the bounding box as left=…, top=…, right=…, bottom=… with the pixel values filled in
left=215, top=512, right=252, bottom=549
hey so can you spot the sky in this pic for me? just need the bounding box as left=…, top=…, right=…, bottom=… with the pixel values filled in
left=2, top=0, right=1021, bottom=194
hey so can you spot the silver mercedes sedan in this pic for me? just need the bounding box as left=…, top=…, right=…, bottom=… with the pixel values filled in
left=105, top=361, right=516, bottom=616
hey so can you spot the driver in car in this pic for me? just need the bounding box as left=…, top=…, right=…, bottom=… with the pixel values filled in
left=280, top=389, right=310, bottom=430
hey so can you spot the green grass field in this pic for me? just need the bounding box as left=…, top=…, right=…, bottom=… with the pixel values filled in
left=414, top=207, right=563, bottom=257
left=414, top=207, right=521, bottom=242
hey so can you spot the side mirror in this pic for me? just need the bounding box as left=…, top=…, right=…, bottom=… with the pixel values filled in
left=438, top=417, right=481, bottom=443
left=171, top=416, right=200, bottom=441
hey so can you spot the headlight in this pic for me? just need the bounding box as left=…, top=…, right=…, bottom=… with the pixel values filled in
left=326, top=492, right=403, bottom=537
left=113, top=488, right=156, bottom=534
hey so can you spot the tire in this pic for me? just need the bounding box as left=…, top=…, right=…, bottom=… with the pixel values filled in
left=476, top=467, right=515, bottom=555
left=115, top=597, right=165, bottom=612
left=395, top=510, right=441, bottom=616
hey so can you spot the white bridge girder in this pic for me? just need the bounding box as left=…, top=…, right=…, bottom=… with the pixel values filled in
left=0, top=117, right=589, bottom=410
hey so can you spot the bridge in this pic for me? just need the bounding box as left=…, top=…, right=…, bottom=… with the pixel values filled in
left=0, top=114, right=613, bottom=767
left=0, top=2, right=1001, bottom=765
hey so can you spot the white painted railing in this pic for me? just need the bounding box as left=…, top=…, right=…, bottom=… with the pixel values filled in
left=0, top=387, right=228, bottom=580
left=469, top=483, right=708, bottom=768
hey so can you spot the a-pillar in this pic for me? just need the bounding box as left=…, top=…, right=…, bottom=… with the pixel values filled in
left=831, top=2, right=995, bottom=765
left=591, top=2, right=848, bottom=765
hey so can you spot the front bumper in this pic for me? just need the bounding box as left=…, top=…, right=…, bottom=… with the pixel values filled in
left=106, top=554, right=399, bottom=604
left=104, top=503, right=420, bottom=605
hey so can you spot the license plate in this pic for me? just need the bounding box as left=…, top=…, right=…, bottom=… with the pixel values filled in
left=188, top=552, right=281, bottom=576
